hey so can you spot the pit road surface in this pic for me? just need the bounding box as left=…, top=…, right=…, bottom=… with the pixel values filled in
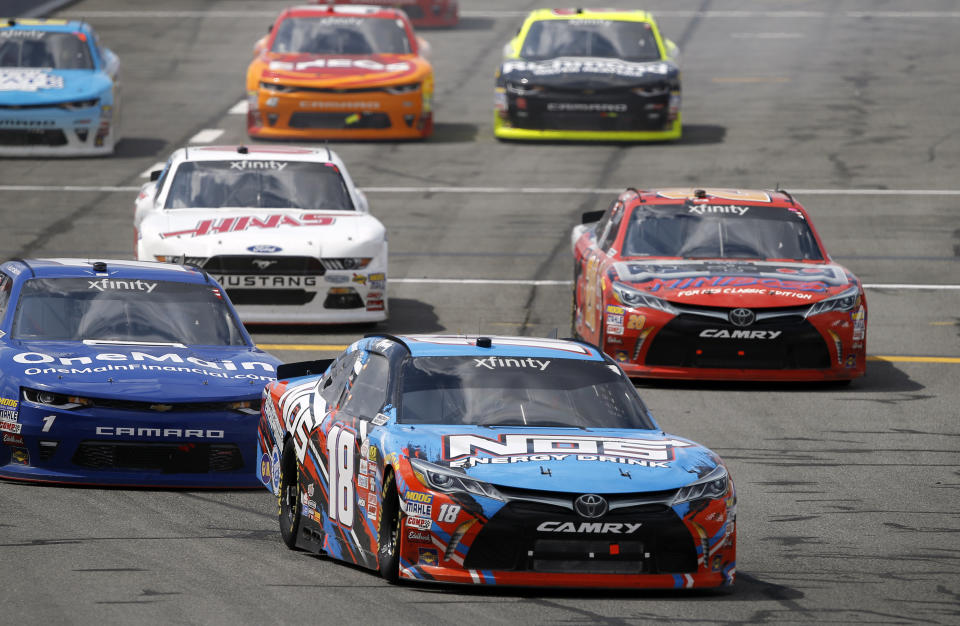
left=1, top=1, right=958, bottom=624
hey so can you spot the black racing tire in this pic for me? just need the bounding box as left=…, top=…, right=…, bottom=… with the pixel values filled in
left=377, top=470, right=402, bottom=583
left=278, top=438, right=302, bottom=550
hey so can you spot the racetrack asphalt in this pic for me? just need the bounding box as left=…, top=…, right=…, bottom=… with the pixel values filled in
left=1, top=1, right=958, bottom=624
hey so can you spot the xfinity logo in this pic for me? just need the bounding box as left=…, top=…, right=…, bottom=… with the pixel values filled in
left=688, top=205, right=750, bottom=216
left=230, top=160, right=287, bottom=170
left=88, top=279, right=157, bottom=293
left=473, top=357, right=550, bottom=371
left=537, top=521, right=643, bottom=534
left=96, top=426, right=224, bottom=439
left=700, top=329, right=782, bottom=339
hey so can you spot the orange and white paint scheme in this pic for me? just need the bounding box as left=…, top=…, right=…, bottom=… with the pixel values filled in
left=246, top=4, right=434, bottom=140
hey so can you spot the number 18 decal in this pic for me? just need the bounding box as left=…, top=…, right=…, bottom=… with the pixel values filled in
left=326, top=425, right=356, bottom=527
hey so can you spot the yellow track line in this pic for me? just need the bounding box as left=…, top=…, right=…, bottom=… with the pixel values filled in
left=256, top=344, right=960, bottom=363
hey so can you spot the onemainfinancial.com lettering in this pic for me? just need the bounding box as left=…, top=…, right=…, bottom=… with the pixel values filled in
left=14, top=351, right=275, bottom=380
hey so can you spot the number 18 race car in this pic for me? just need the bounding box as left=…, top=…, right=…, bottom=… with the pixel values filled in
left=257, top=334, right=736, bottom=588
left=572, top=188, right=867, bottom=381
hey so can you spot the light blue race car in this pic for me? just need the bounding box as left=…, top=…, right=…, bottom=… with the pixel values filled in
left=0, top=18, right=120, bottom=156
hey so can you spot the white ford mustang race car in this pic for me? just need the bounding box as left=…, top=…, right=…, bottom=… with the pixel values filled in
left=134, top=145, right=387, bottom=323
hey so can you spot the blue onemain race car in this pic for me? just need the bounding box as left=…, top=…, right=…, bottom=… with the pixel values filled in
left=0, top=18, right=120, bottom=156
left=257, top=334, right=736, bottom=588
left=0, top=259, right=280, bottom=487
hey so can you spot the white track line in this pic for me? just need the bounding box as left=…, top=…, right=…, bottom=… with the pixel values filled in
left=390, top=278, right=960, bottom=291
left=188, top=128, right=225, bottom=144
left=228, top=100, right=248, bottom=115
left=63, top=10, right=960, bottom=19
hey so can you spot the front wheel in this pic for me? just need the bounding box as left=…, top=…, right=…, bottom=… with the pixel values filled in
left=377, top=471, right=402, bottom=583
left=278, top=438, right=302, bottom=549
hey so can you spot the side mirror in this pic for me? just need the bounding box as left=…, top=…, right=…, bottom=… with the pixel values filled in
left=581, top=210, right=604, bottom=224
left=149, top=170, right=162, bottom=181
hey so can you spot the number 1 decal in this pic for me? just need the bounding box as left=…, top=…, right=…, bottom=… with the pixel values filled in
left=325, top=425, right=356, bottom=527
left=41, top=415, right=56, bottom=432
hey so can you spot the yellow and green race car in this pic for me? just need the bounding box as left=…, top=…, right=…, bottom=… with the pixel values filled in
left=494, top=8, right=681, bottom=142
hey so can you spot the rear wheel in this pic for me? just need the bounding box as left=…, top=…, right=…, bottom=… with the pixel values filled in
left=278, top=438, right=302, bottom=549
left=377, top=470, right=402, bottom=583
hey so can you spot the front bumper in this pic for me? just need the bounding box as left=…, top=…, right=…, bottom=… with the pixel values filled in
left=0, top=402, right=262, bottom=487
left=0, top=104, right=116, bottom=156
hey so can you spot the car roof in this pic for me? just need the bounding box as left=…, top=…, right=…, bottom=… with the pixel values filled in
left=626, top=187, right=803, bottom=209
left=5, top=258, right=210, bottom=284
left=392, top=335, right=607, bottom=361
left=523, top=8, right=656, bottom=24
left=172, top=144, right=339, bottom=164
left=1, top=17, right=93, bottom=34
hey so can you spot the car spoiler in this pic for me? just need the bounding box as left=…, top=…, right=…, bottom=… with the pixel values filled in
left=276, top=359, right=334, bottom=381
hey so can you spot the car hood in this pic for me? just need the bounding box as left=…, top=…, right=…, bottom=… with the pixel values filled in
left=139, top=209, right=385, bottom=258
left=612, top=259, right=857, bottom=307
left=500, top=57, right=678, bottom=89
left=390, top=425, right=722, bottom=494
left=2, top=342, right=279, bottom=402
left=0, top=68, right=111, bottom=104
left=261, top=53, right=429, bottom=86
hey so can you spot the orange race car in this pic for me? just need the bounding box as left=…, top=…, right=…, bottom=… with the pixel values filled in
left=246, top=4, right=433, bottom=140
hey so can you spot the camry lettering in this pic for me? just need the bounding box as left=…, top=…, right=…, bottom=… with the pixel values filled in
left=160, top=214, right=335, bottom=239
left=444, top=434, right=691, bottom=462
left=473, top=357, right=550, bottom=371
left=95, top=426, right=224, bottom=438
left=87, top=279, right=157, bottom=293
left=700, top=329, right=782, bottom=339
left=537, top=521, right=643, bottom=534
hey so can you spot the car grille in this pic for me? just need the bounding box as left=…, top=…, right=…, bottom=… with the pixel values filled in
left=0, top=129, right=67, bottom=146
left=462, top=491, right=696, bottom=574
left=508, top=91, right=671, bottom=132
left=76, top=397, right=252, bottom=413
left=226, top=289, right=317, bottom=306
left=72, top=442, right=244, bottom=473
left=201, top=256, right=325, bottom=276
left=645, top=308, right=830, bottom=369
left=289, top=112, right=391, bottom=129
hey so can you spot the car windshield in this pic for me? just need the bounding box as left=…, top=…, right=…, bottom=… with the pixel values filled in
left=270, top=16, right=411, bottom=55
left=520, top=19, right=661, bottom=62
left=622, top=204, right=825, bottom=261
left=399, top=356, right=655, bottom=429
left=0, top=31, right=93, bottom=69
left=163, top=161, right=354, bottom=211
left=12, top=278, right=248, bottom=345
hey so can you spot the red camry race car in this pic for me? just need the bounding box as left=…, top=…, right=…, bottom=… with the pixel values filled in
left=571, top=188, right=867, bottom=382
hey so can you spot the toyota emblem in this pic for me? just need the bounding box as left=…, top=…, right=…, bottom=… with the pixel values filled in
left=573, top=494, right=608, bottom=519
left=728, top=308, right=755, bottom=327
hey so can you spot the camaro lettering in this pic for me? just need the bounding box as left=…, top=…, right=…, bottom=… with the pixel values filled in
left=444, top=434, right=691, bottom=462
left=87, top=279, right=157, bottom=293
left=278, top=58, right=411, bottom=72
left=699, top=329, right=782, bottom=339
left=160, top=214, right=335, bottom=239
left=95, top=426, right=224, bottom=439
left=473, top=357, right=550, bottom=371
left=537, top=521, right=643, bottom=534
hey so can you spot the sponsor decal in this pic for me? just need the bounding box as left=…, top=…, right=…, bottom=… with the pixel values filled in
left=546, top=102, right=627, bottom=112
left=502, top=59, right=671, bottom=78
left=95, top=426, right=224, bottom=439
left=846, top=354, right=857, bottom=368
left=406, top=502, right=432, bottom=518
left=368, top=446, right=377, bottom=462
left=324, top=274, right=350, bottom=284
left=406, top=516, right=431, bottom=530
left=606, top=313, right=623, bottom=326
left=0, top=29, right=48, bottom=39
left=616, top=261, right=847, bottom=291
left=444, top=434, right=692, bottom=469
left=357, top=496, right=365, bottom=507
left=852, top=306, right=866, bottom=341
left=259, top=453, right=271, bottom=485
left=230, top=160, right=287, bottom=170
left=351, top=273, right=367, bottom=285
left=405, top=490, right=433, bottom=504
left=614, top=351, right=629, bottom=362
left=656, top=189, right=771, bottom=203
left=299, top=100, right=381, bottom=110
left=270, top=58, right=412, bottom=72
left=606, top=305, right=625, bottom=315
left=650, top=276, right=826, bottom=294
left=87, top=279, right=157, bottom=293
left=407, top=530, right=432, bottom=543
left=247, top=244, right=282, bottom=253
left=359, top=458, right=368, bottom=475
left=368, top=273, right=385, bottom=282
left=536, top=521, right=643, bottom=534
left=473, top=357, right=550, bottom=371
left=262, top=395, right=284, bottom=445
left=215, top=275, right=318, bottom=289
left=687, top=205, right=750, bottom=216
left=371, top=413, right=389, bottom=427
left=699, top=329, right=782, bottom=340
left=357, top=474, right=369, bottom=489
left=14, top=351, right=274, bottom=375
left=0, top=398, right=19, bottom=408
left=0, top=69, right=64, bottom=92
left=366, top=499, right=378, bottom=520
left=0, top=409, right=17, bottom=422
left=0, top=421, right=22, bottom=434
left=271, top=446, right=282, bottom=493
left=11, top=447, right=28, bottom=465
left=160, top=214, right=335, bottom=239
left=627, top=314, right=645, bottom=330
left=607, top=324, right=624, bottom=336
left=2, top=432, right=24, bottom=447
left=418, top=547, right=439, bottom=566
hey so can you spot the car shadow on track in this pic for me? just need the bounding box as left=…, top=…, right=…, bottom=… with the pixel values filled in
left=244, top=297, right=443, bottom=337
left=430, top=122, right=479, bottom=143
left=114, top=137, right=168, bottom=158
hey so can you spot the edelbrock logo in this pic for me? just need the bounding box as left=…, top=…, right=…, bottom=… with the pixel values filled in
left=537, top=521, right=643, bottom=534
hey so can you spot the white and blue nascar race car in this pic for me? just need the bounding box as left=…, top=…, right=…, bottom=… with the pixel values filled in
left=0, top=18, right=120, bottom=156
left=135, top=145, right=388, bottom=324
